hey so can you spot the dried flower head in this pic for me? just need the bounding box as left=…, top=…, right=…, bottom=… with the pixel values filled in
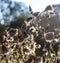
left=44, top=32, right=54, bottom=43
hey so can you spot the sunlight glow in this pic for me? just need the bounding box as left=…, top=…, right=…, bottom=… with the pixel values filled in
left=14, top=0, right=60, bottom=12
